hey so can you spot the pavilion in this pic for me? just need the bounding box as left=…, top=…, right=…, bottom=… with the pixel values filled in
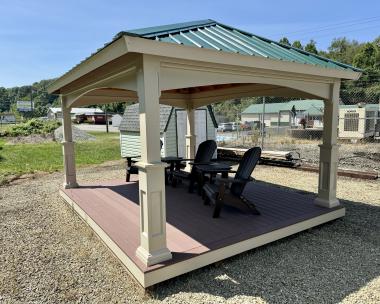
left=48, top=20, right=361, bottom=287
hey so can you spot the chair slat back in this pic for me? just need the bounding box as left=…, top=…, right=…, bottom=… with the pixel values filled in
left=194, top=140, right=217, bottom=163
left=231, top=147, right=261, bottom=196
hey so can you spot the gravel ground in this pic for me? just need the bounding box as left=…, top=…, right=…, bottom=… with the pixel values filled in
left=268, top=142, right=380, bottom=172
left=0, top=161, right=379, bottom=303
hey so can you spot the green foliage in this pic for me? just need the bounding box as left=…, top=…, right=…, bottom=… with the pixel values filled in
left=327, top=37, right=360, bottom=64
left=353, top=42, right=380, bottom=70
left=0, top=119, right=61, bottom=137
left=279, top=37, right=291, bottom=46
left=304, top=39, right=318, bottom=54
left=0, top=79, right=58, bottom=116
left=292, top=40, right=303, bottom=50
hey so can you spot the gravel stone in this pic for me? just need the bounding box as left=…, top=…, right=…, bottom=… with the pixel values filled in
left=0, top=161, right=379, bottom=303
left=54, top=126, right=96, bottom=142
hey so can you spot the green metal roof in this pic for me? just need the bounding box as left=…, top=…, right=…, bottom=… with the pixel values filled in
left=119, top=19, right=361, bottom=72
left=242, top=99, right=325, bottom=114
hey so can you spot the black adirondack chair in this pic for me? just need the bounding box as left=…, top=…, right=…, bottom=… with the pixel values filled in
left=203, top=147, right=262, bottom=218
left=171, top=140, right=217, bottom=192
left=125, top=140, right=163, bottom=182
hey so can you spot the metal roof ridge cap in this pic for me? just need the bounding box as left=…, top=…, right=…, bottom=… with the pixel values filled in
left=124, top=19, right=217, bottom=38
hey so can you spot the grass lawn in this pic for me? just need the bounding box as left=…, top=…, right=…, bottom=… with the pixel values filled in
left=0, top=132, right=121, bottom=184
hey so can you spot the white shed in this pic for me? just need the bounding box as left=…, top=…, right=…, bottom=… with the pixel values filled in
left=111, top=114, right=123, bottom=127
left=119, top=103, right=217, bottom=158
left=338, top=104, right=380, bottom=139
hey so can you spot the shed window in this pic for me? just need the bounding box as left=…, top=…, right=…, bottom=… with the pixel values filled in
left=344, top=113, right=359, bottom=131
left=365, top=111, right=375, bottom=132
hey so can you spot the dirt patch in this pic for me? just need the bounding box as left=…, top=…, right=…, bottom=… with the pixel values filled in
left=5, top=133, right=55, bottom=145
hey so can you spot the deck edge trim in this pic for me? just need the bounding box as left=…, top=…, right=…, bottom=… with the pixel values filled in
left=59, top=189, right=146, bottom=287
left=144, top=207, right=345, bottom=287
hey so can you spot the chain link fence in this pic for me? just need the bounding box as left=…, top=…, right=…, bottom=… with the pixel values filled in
left=216, top=95, right=380, bottom=173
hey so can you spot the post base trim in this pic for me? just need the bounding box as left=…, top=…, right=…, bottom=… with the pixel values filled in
left=63, top=182, right=79, bottom=189
left=314, top=197, right=340, bottom=208
left=136, top=246, right=172, bottom=266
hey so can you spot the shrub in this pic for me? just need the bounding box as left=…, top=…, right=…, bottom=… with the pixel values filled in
left=0, top=119, right=61, bottom=137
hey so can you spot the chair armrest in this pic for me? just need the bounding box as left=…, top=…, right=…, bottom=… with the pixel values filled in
left=216, top=175, right=253, bottom=185
left=189, top=161, right=213, bottom=166
left=180, top=158, right=194, bottom=162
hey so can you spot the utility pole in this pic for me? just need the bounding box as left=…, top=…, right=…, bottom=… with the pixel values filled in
left=105, top=106, right=109, bottom=133
left=261, top=96, right=266, bottom=150
left=30, top=87, right=34, bottom=115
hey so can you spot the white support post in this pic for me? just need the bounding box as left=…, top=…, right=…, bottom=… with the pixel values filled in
left=185, top=106, right=196, bottom=161
left=61, top=96, right=78, bottom=189
left=315, top=82, right=340, bottom=208
left=135, top=55, right=172, bottom=266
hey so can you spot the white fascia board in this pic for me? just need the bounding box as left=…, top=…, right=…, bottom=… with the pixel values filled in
left=124, top=36, right=361, bottom=81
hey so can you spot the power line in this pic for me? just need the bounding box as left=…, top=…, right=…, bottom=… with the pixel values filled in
left=272, top=16, right=380, bottom=37
left=296, top=24, right=380, bottom=40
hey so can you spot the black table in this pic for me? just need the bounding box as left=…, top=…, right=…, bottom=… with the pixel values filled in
left=195, top=162, right=232, bottom=195
left=161, top=156, right=183, bottom=184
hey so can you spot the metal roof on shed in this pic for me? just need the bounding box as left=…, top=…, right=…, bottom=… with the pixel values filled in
left=119, top=19, right=360, bottom=72
left=242, top=99, right=325, bottom=114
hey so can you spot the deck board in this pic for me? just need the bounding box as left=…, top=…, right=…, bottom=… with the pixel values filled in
left=62, top=179, right=343, bottom=274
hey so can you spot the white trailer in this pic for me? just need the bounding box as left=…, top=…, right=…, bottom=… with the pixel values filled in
left=338, top=104, right=380, bottom=139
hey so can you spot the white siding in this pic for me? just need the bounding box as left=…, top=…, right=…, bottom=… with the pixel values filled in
left=120, top=131, right=168, bottom=157
left=120, top=131, right=141, bottom=158
left=206, top=109, right=216, bottom=140
left=176, top=110, right=187, bottom=158
left=241, top=114, right=260, bottom=122
left=164, top=111, right=178, bottom=157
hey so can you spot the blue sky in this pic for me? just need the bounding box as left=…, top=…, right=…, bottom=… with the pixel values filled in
left=0, top=0, right=379, bottom=87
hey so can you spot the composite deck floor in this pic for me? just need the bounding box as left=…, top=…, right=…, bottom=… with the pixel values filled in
left=61, top=178, right=344, bottom=276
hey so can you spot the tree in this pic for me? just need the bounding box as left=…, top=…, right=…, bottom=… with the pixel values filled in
left=353, top=42, right=379, bottom=70
left=327, top=37, right=360, bottom=64
left=304, top=40, right=318, bottom=54
left=292, top=40, right=303, bottom=50
left=279, top=37, right=291, bottom=46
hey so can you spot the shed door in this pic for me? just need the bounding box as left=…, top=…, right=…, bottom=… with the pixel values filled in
left=195, top=110, right=207, bottom=151
left=176, top=109, right=208, bottom=158
left=176, top=110, right=187, bottom=157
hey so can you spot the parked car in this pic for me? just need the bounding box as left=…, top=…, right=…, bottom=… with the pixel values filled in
left=218, top=122, right=233, bottom=132
left=231, top=122, right=239, bottom=131
left=240, top=121, right=252, bottom=130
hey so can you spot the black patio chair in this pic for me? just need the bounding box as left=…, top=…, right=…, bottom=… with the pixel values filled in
left=171, top=140, right=217, bottom=192
left=202, top=147, right=262, bottom=218
left=125, top=140, right=163, bottom=182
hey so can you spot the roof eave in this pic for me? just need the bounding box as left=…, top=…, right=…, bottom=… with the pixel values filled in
left=47, top=36, right=129, bottom=94
left=48, top=32, right=362, bottom=95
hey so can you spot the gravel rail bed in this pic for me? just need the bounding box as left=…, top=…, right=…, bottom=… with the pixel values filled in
left=0, top=161, right=379, bottom=303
